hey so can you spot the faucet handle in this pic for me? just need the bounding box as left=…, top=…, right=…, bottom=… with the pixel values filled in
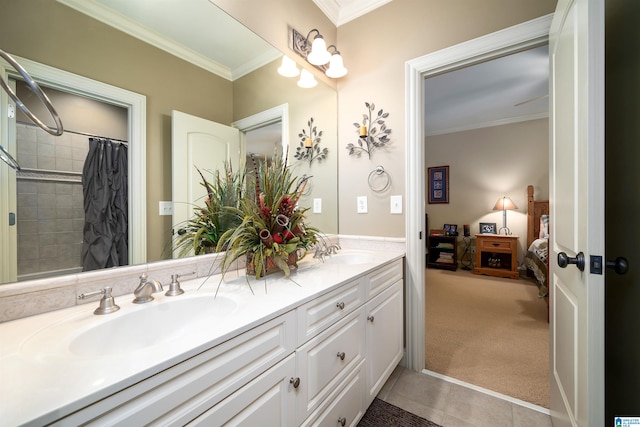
left=78, top=287, right=120, bottom=315
left=165, top=271, right=195, bottom=296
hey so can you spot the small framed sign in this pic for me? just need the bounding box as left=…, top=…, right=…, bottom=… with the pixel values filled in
left=428, top=165, right=449, bottom=204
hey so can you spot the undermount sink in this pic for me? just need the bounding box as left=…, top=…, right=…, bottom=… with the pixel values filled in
left=22, top=294, right=238, bottom=358
left=322, top=251, right=378, bottom=265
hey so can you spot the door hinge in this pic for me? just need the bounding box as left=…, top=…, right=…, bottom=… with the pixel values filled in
left=590, top=255, right=603, bottom=275
left=8, top=212, right=16, bottom=226
left=7, top=104, right=15, bottom=119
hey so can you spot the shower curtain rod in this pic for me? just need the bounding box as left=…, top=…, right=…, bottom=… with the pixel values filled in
left=20, top=121, right=128, bottom=144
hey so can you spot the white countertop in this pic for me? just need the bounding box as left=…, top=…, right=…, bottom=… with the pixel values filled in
left=0, top=250, right=404, bottom=427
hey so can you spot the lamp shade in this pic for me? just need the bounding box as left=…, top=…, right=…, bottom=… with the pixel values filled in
left=297, top=69, right=317, bottom=88
left=307, top=36, right=331, bottom=65
left=325, top=52, right=348, bottom=78
left=493, top=196, right=517, bottom=211
left=277, top=55, right=300, bottom=77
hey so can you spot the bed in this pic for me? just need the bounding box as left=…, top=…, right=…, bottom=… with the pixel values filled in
left=523, top=185, right=549, bottom=299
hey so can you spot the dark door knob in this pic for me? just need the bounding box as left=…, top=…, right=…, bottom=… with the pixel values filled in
left=558, top=251, right=585, bottom=271
left=606, top=257, right=629, bottom=275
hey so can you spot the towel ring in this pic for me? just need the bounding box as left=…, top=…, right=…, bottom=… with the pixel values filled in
left=368, top=165, right=391, bottom=193
left=297, top=174, right=313, bottom=196
left=0, top=49, right=64, bottom=137
left=0, top=144, right=20, bottom=171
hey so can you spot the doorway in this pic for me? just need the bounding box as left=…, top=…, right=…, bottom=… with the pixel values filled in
left=0, top=54, right=146, bottom=284
left=422, top=45, right=550, bottom=407
left=403, top=13, right=553, bottom=378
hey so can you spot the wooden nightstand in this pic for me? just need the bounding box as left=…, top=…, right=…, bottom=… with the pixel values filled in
left=473, top=234, right=519, bottom=279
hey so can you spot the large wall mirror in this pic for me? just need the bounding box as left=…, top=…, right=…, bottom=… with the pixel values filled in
left=0, top=0, right=338, bottom=285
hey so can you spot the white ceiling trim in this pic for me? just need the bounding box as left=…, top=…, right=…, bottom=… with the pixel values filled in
left=59, top=0, right=233, bottom=80
left=313, top=0, right=392, bottom=26
left=425, top=111, right=550, bottom=137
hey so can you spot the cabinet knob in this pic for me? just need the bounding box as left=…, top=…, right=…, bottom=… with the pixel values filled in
left=337, top=351, right=346, bottom=361
left=336, top=301, right=345, bottom=310
left=338, top=417, right=346, bottom=426
left=367, top=315, right=375, bottom=322
left=289, top=377, right=300, bottom=389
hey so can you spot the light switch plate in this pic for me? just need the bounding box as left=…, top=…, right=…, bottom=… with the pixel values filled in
left=159, top=201, right=173, bottom=216
left=313, top=198, right=322, bottom=213
left=390, top=195, right=402, bottom=214
left=357, top=196, right=368, bottom=213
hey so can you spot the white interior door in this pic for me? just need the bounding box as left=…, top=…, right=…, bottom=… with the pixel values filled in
left=549, top=0, right=605, bottom=425
left=0, top=74, right=17, bottom=283
left=171, top=110, right=240, bottom=257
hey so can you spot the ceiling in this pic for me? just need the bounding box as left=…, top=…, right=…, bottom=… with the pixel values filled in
left=62, top=0, right=549, bottom=137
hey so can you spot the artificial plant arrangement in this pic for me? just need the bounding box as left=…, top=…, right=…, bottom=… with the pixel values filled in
left=216, top=153, right=320, bottom=279
left=346, top=101, right=392, bottom=158
left=174, top=163, right=244, bottom=256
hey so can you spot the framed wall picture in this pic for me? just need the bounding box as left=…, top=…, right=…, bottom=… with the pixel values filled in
left=428, top=165, right=449, bottom=204
left=479, top=222, right=497, bottom=234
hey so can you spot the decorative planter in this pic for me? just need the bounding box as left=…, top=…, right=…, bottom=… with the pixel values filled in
left=246, top=251, right=298, bottom=278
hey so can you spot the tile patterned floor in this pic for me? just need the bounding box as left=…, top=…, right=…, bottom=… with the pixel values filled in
left=376, top=366, right=552, bottom=427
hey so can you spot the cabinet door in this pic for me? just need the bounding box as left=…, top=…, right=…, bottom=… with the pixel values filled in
left=187, top=354, right=296, bottom=427
left=365, top=279, right=403, bottom=406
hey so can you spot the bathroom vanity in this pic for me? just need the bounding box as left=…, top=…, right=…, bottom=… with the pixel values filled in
left=0, top=250, right=404, bottom=426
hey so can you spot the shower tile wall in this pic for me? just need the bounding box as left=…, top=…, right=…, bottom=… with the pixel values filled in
left=16, top=123, right=89, bottom=280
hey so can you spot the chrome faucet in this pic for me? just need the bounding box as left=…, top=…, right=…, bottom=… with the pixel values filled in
left=313, top=241, right=341, bottom=261
left=133, top=274, right=163, bottom=304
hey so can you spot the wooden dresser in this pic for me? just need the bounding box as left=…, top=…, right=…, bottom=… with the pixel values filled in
left=473, top=234, right=519, bottom=279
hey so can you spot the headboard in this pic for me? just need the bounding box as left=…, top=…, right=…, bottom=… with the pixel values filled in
left=527, top=185, right=549, bottom=249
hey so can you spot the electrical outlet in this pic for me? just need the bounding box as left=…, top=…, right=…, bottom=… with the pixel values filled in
left=357, top=196, right=368, bottom=213
left=470, top=246, right=476, bottom=253
left=313, top=198, right=322, bottom=213
left=159, top=201, right=173, bottom=216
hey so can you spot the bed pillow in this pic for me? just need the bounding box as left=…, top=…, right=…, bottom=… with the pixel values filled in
left=539, top=214, right=549, bottom=239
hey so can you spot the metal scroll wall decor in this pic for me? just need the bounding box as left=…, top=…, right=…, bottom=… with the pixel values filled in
left=346, top=101, right=391, bottom=159
left=295, top=117, right=328, bottom=166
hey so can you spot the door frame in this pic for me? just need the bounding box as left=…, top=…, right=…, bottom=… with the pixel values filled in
left=403, top=15, right=553, bottom=371
left=0, top=54, right=147, bottom=279
left=232, top=103, right=290, bottom=165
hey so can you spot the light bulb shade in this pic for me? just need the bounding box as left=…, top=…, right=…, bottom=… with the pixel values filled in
left=493, top=196, right=517, bottom=211
left=325, top=53, right=348, bottom=78
left=307, top=36, right=331, bottom=65
left=297, top=69, right=317, bottom=88
left=277, top=55, right=300, bottom=77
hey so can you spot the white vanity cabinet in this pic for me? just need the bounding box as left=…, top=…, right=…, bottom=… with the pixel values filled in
left=29, top=256, right=403, bottom=427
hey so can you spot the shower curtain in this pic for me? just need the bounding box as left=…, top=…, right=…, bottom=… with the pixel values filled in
left=81, top=138, right=128, bottom=271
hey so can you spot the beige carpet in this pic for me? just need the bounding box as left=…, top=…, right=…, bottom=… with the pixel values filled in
left=425, top=267, right=550, bottom=408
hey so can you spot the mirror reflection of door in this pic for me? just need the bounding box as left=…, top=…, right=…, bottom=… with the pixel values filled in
left=170, top=110, right=240, bottom=258
left=1, top=79, right=128, bottom=283
left=244, top=121, right=283, bottom=200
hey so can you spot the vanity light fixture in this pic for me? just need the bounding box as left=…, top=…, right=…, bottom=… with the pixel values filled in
left=297, top=69, right=317, bottom=88
left=277, top=55, right=300, bottom=77
left=291, top=28, right=348, bottom=78
left=493, top=196, right=518, bottom=235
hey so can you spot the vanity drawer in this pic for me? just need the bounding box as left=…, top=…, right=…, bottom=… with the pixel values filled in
left=478, top=236, right=515, bottom=252
left=367, top=258, right=403, bottom=299
left=301, top=360, right=366, bottom=427
left=296, top=277, right=365, bottom=346
left=296, top=308, right=365, bottom=424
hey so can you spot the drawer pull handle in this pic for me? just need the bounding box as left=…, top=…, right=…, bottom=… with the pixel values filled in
left=492, top=243, right=500, bottom=246
left=289, top=377, right=300, bottom=389
left=337, top=351, right=346, bottom=361
left=367, top=315, right=375, bottom=322
left=338, top=417, right=346, bottom=426
left=336, top=301, right=345, bottom=310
